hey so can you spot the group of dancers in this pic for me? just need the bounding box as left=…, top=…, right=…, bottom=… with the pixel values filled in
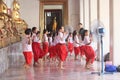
left=22, top=23, right=96, bottom=69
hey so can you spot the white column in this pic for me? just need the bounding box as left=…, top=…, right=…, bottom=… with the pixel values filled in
left=113, top=0, right=120, bottom=66
left=109, top=0, right=114, bottom=62
left=84, top=0, right=90, bottom=30
left=80, top=0, right=84, bottom=24
left=99, top=0, right=110, bottom=55
left=90, top=0, right=97, bottom=23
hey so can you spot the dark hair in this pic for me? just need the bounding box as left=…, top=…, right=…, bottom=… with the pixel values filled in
left=43, top=29, right=47, bottom=34
left=58, top=26, right=64, bottom=31
left=68, top=32, right=72, bottom=38
left=66, top=32, right=72, bottom=42
left=48, top=32, right=53, bottom=37
left=52, top=32, right=56, bottom=42
left=36, top=31, right=40, bottom=35
left=69, top=32, right=72, bottom=35
left=104, top=52, right=110, bottom=62
left=25, top=28, right=32, bottom=35
left=58, top=26, right=62, bottom=31
left=32, top=27, right=37, bottom=32
left=73, top=30, right=77, bottom=40
left=79, top=27, right=85, bottom=41
left=78, top=23, right=82, bottom=25
left=81, top=29, right=88, bottom=41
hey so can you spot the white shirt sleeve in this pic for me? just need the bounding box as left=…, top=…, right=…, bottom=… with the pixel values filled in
left=58, top=32, right=66, bottom=43
left=34, top=36, right=41, bottom=43
left=68, top=36, right=73, bottom=43
left=22, top=36, right=32, bottom=52
left=83, top=36, right=90, bottom=44
left=43, top=34, right=48, bottom=42
left=49, top=37, right=53, bottom=45
left=32, top=33, right=36, bottom=41
left=73, top=35, right=79, bottom=47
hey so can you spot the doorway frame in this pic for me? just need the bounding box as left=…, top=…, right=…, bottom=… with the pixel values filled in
left=39, top=0, right=68, bottom=34
left=44, top=9, right=63, bottom=31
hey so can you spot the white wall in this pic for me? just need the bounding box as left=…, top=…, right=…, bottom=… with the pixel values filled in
left=4, top=0, right=13, bottom=8
left=113, top=0, right=120, bottom=65
left=19, top=0, right=39, bottom=29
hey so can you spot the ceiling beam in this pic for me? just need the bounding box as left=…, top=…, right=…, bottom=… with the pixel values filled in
left=40, top=0, right=67, bottom=3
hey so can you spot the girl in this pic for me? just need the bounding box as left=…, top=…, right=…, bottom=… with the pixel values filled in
left=31, top=27, right=40, bottom=66
left=42, top=29, right=49, bottom=61
left=56, top=26, right=68, bottom=69
left=52, top=32, right=59, bottom=63
left=48, top=32, right=53, bottom=47
left=48, top=32, right=56, bottom=62
left=67, top=32, right=74, bottom=56
left=32, top=27, right=37, bottom=41
left=82, top=30, right=91, bottom=45
left=80, top=30, right=96, bottom=69
left=32, top=30, right=44, bottom=66
left=36, top=31, right=44, bottom=59
left=73, top=30, right=81, bottom=60
left=22, top=28, right=33, bottom=69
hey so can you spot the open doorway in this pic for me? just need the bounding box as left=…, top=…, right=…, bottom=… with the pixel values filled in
left=44, top=9, right=62, bottom=32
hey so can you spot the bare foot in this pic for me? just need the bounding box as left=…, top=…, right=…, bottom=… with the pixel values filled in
left=60, top=66, right=65, bottom=70
left=85, top=65, right=90, bottom=69
left=37, top=61, right=40, bottom=64
left=34, top=63, right=40, bottom=67
left=74, top=58, right=79, bottom=61
left=24, top=64, right=30, bottom=69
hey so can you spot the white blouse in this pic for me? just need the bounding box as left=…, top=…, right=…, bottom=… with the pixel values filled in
left=73, top=35, right=80, bottom=47
left=34, top=36, right=41, bottom=43
left=32, top=33, right=41, bottom=43
left=83, top=36, right=91, bottom=45
left=68, top=36, right=73, bottom=43
left=49, top=37, right=53, bottom=46
left=57, top=32, right=66, bottom=44
left=43, top=34, right=48, bottom=42
left=32, top=33, right=36, bottom=41
left=22, top=36, right=32, bottom=52
left=53, top=35, right=58, bottom=46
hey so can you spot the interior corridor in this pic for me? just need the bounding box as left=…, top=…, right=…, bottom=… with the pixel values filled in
left=0, top=0, right=120, bottom=79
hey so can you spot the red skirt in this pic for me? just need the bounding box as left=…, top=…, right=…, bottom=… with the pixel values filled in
left=32, top=42, right=44, bottom=62
left=49, top=46, right=56, bottom=58
left=80, top=45, right=95, bottom=63
left=68, top=42, right=74, bottom=53
left=56, top=43, right=68, bottom=61
left=23, top=51, right=33, bottom=65
left=55, top=44, right=59, bottom=57
left=74, top=47, right=80, bottom=55
left=79, top=46, right=85, bottom=56
left=43, top=42, right=49, bottom=56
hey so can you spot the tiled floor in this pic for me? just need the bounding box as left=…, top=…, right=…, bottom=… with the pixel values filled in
left=0, top=56, right=120, bottom=80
